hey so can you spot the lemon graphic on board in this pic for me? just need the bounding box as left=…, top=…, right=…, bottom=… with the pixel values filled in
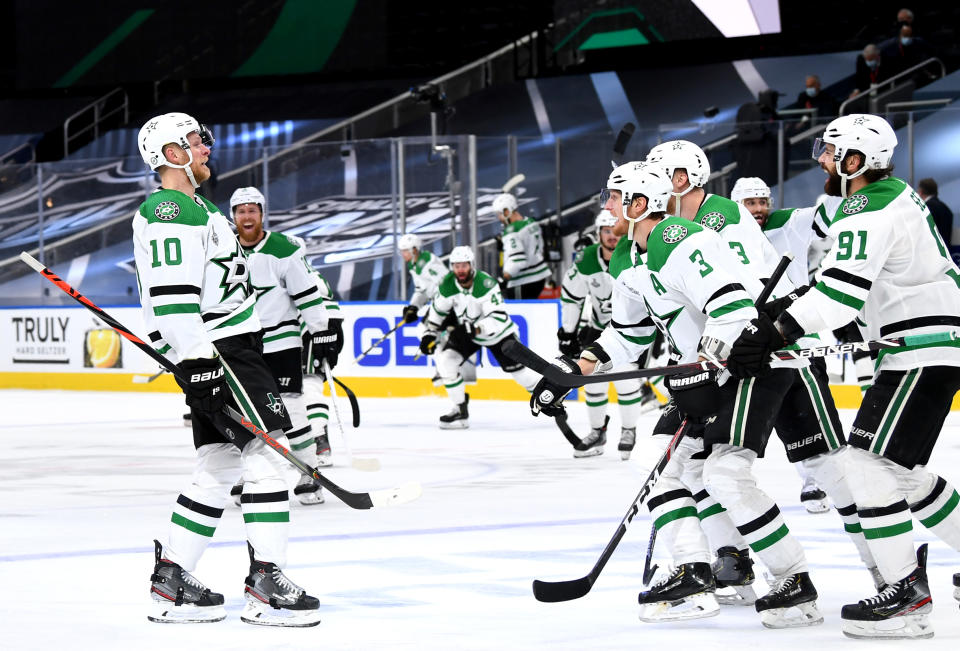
left=85, top=328, right=122, bottom=368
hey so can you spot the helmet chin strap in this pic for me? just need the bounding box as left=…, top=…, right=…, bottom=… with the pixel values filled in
left=164, top=147, right=201, bottom=189
left=835, top=147, right=868, bottom=199
left=624, top=207, right=655, bottom=241
left=669, top=183, right=695, bottom=215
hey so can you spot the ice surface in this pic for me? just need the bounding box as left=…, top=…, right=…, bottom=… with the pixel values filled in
left=2, top=389, right=959, bottom=649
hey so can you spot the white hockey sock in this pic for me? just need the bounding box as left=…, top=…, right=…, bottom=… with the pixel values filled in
left=240, top=439, right=290, bottom=567
left=445, top=377, right=466, bottom=406
left=703, top=444, right=806, bottom=577
left=282, top=391, right=317, bottom=468
left=910, top=475, right=960, bottom=551
left=165, top=443, right=240, bottom=572
left=845, top=447, right=916, bottom=583
left=614, top=378, right=644, bottom=425
left=509, top=366, right=540, bottom=393
left=682, top=457, right=748, bottom=551
left=584, top=385, right=608, bottom=430
left=647, top=473, right=712, bottom=566
left=802, top=448, right=875, bottom=569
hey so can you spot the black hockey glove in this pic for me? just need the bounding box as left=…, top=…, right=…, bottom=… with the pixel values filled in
left=726, top=313, right=785, bottom=378
left=530, top=355, right=580, bottom=418
left=759, top=284, right=811, bottom=321
left=419, top=331, right=439, bottom=356
left=557, top=328, right=580, bottom=357
left=665, top=367, right=722, bottom=423
left=402, top=304, right=420, bottom=324
left=178, top=357, right=227, bottom=416
left=302, top=318, right=344, bottom=374
left=577, top=326, right=603, bottom=347
left=454, top=322, right=480, bottom=340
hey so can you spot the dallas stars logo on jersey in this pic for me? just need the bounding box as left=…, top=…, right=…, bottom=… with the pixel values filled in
left=154, top=201, right=180, bottom=221
left=842, top=194, right=869, bottom=214
left=211, top=249, right=251, bottom=302
left=662, top=224, right=688, bottom=243
left=699, top=211, right=725, bottom=231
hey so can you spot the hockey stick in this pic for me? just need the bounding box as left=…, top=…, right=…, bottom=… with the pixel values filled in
left=324, top=360, right=380, bottom=471
left=641, top=523, right=659, bottom=586
left=552, top=409, right=583, bottom=448
left=332, top=376, right=361, bottom=427
left=501, top=173, right=526, bottom=193
left=507, top=332, right=958, bottom=388
left=132, top=368, right=167, bottom=384
left=20, top=252, right=416, bottom=509
left=610, top=122, right=636, bottom=168
left=531, top=255, right=790, bottom=601
left=354, top=319, right=405, bottom=364
left=532, top=418, right=689, bottom=602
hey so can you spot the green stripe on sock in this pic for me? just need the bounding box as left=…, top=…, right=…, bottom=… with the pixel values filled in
left=750, top=523, right=789, bottom=552
left=171, top=512, right=216, bottom=537
left=307, top=413, right=329, bottom=420
left=920, top=490, right=960, bottom=528
left=290, top=437, right=316, bottom=451
left=862, top=520, right=913, bottom=540
left=618, top=396, right=644, bottom=405
left=843, top=522, right=863, bottom=534
left=697, top=503, right=726, bottom=520
left=653, top=506, right=698, bottom=530
left=585, top=399, right=608, bottom=407
left=242, top=511, right=290, bottom=523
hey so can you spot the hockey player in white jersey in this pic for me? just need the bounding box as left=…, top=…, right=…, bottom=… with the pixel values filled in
left=419, top=246, right=541, bottom=428
left=231, top=186, right=343, bottom=505
left=728, top=113, right=960, bottom=639
left=398, top=233, right=448, bottom=324
left=494, top=193, right=551, bottom=299
left=558, top=209, right=657, bottom=459
left=135, top=113, right=320, bottom=626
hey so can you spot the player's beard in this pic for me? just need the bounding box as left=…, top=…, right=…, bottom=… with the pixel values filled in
left=190, top=157, right=211, bottom=184
left=455, top=269, right=474, bottom=287
left=236, top=219, right=263, bottom=246
left=823, top=168, right=843, bottom=196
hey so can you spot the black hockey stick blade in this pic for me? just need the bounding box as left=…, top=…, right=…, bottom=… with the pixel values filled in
left=612, top=122, right=636, bottom=156
left=642, top=523, right=659, bottom=585
left=533, top=575, right=596, bottom=603
left=333, top=376, right=361, bottom=427
left=552, top=409, right=583, bottom=447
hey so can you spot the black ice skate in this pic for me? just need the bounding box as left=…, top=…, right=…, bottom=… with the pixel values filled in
left=841, top=544, right=933, bottom=640
left=953, top=572, right=959, bottom=603
left=230, top=481, right=243, bottom=507
left=439, top=394, right=469, bottom=430
left=800, top=477, right=829, bottom=514
left=713, top=546, right=757, bottom=605
left=574, top=415, right=608, bottom=458
left=315, top=429, right=332, bottom=467
left=293, top=474, right=325, bottom=506
left=618, top=427, right=636, bottom=460
left=148, top=540, right=226, bottom=623
left=637, top=562, right=719, bottom=622
left=242, top=543, right=321, bottom=627
left=755, top=572, right=823, bottom=628
left=638, top=381, right=661, bottom=414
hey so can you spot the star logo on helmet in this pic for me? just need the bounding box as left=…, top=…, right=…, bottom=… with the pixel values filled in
left=699, top=211, right=725, bottom=232
left=662, top=224, right=688, bottom=243
left=147, top=120, right=158, bottom=131
left=842, top=194, right=869, bottom=215
left=853, top=116, right=866, bottom=125
left=672, top=142, right=684, bottom=150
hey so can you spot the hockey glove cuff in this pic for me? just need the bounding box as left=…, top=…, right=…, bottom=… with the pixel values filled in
left=726, top=312, right=785, bottom=378
left=557, top=328, right=579, bottom=357
left=666, top=368, right=722, bottom=422
left=178, top=357, right=227, bottom=415
left=419, top=331, right=439, bottom=356
left=530, top=355, right=580, bottom=418
left=760, top=284, right=812, bottom=321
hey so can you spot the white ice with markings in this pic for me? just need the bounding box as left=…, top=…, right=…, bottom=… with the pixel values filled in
left=2, top=389, right=960, bottom=649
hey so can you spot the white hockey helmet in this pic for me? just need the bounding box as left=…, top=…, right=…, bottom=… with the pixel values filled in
left=449, top=245, right=475, bottom=265
left=813, top=114, right=897, bottom=197
left=492, top=193, right=519, bottom=217
left=646, top=140, right=711, bottom=199
left=594, top=209, right=618, bottom=231
left=600, top=160, right=639, bottom=208
left=618, top=162, right=673, bottom=240
left=730, top=177, right=773, bottom=207
left=137, top=112, right=214, bottom=188
left=229, top=187, right=265, bottom=216
left=397, top=233, right=422, bottom=251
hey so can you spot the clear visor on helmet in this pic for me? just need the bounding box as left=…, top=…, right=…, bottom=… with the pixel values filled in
left=598, top=188, right=615, bottom=207
left=811, top=137, right=830, bottom=161
left=197, top=124, right=215, bottom=148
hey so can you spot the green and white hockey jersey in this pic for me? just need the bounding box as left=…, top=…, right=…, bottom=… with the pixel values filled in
left=133, top=188, right=259, bottom=362
left=426, top=270, right=517, bottom=346
left=502, top=218, right=550, bottom=289
left=560, top=243, right=613, bottom=332
left=407, top=250, right=448, bottom=308
left=596, top=218, right=762, bottom=367
left=762, top=196, right=842, bottom=287
left=785, top=177, right=960, bottom=371
left=241, top=231, right=342, bottom=355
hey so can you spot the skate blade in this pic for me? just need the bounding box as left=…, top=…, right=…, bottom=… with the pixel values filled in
left=619, top=451, right=632, bottom=461
left=760, top=600, right=823, bottom=628
left=639, top=593, right=720, bottom=622
left=296, top=492, right=326, bottom=506
left=573, top=447, right=604, bottom=458
left=841, top=613, right=934, bottom=640
left=802, top=500, right=830, bottom=514
left=316, top=455, right=333, bottom=468
left=240, top=601, right=321, bottom=627
left=148, top=600, right=226, bottom=624
left=716, top=584, right=757, bottom=606
left=439, top=420, right=469, bottom=430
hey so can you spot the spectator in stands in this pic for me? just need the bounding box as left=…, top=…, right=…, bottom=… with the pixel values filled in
left=882, top=24, right=934, bottom=84
left=796, top=74, right=839, bottom=119
left=918, top=177, right=955, bottom=246
left=850, top=44, right=893, bottom=98
left=733, top=88, right=780, bottom=185
left=896, top=8, right=914, bottom=32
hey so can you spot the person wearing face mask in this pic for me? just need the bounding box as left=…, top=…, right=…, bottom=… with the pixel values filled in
left=851, top=44, right=892, bottom=99
left=881, top=24, right=932, bottom=83
left=796, top=75, right=839, bottom=120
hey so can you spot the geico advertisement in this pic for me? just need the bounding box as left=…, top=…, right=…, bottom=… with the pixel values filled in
left=0, top=302, right=561, bottom=376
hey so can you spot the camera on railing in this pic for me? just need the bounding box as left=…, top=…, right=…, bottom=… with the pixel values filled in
left=409, top=84, right=448, bottom=112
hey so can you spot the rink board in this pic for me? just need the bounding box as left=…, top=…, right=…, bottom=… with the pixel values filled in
left=2, top=302, right=958, bottom=409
